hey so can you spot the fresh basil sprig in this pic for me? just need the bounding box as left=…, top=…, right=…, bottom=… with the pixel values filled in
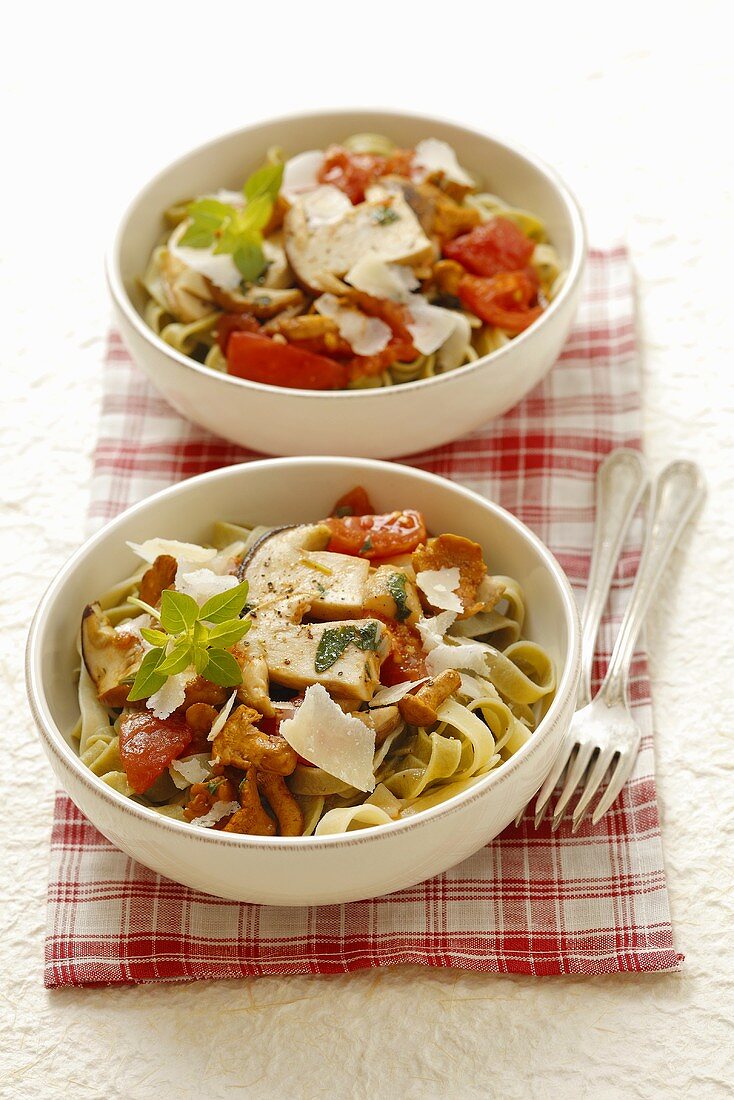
left=178, top=161, right=283, bottom=283
left=127, top=580, right=251, bottom=702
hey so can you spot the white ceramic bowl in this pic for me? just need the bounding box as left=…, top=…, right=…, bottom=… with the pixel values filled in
left=108, top=109, right=586, bottom=459
left=27, top=458, right=581, bottom=905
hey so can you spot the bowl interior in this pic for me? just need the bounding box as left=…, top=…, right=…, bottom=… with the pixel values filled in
left=32, top=460, right=576, bottom=786
left=117, top=110, right=580, bottom=322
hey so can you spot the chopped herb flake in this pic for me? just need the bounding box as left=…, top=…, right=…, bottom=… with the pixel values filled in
left=386, top=571, right=411, bottom=621
left=314, top=623, right=381, bottom=673
left=372, top=204, right=399, bottom=226
left=359, top=535, right=374, bottom=555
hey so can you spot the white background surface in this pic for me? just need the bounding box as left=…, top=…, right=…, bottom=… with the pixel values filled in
left=2, top=3, right=733, bottom=1097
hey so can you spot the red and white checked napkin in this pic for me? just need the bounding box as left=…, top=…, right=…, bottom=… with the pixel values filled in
left=45, top=247, right=682, bottom=986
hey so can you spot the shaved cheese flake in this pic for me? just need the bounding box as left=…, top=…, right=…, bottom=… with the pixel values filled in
left=315, top=294, right=391, bottom=356
left=115, top=613, right=152, bottom=647
left=425, top=641, right=490, bottom=677
left=416, top=567, right=463, bottom=613
left=299, top=184, right=352, bottom=227
left=207, top=691, right=239, bottom=742
left=413, top=138, right=474, bottom=187
left=169, top=222, right=242, bottom=292
left=345, top=256, right=418, bottom=302
left=416, top=611, right=457, bottom=652
left=190, top=800, right=240, bottom=828
left=369, top=678, right=430, bottom=707
left=169, top=753, right=213, bottom=789
left=147, top=668, right=196, bottom=720
left=279, top=684, right=377, bottom=792
left=282, top=150, right=325, bottom=200
left=127, top=538, right=217, bottom=566
left=406, top=297, right=459, bottom=355
left=436, top=310, right=472, bottom=371
left=176, top=567, right=238, bottom=606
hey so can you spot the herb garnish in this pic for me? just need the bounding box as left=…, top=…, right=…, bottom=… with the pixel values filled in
left=372, top=204, right=399, bottom=226
left=386, top=571, right=411, bottom=621
left=359, top=535, right=374, bottom=555
left=179, top=161, right=283, bottom=283
left=127, top=581, right=252, bottom=701
left=314, top=622, right=381, bottom=673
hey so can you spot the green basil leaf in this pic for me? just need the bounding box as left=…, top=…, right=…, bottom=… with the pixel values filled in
left=160, top=589, right=199, bottom=635
left=140, top=627, right=170, bottom=647
left=243, top=161, right=283, bottom=205
left=232, top=238, right=267, bottom=282
left=193, top=620, right=209, bottom=646
left=386, top=572, right=410, bottom=622
left=207, top=619, right=251, bottom=649
left=155, top=639, right=194, bottom=677
left=201, top=649, right=243, bottom=687
left=241, top=193, right=273, bottom=233
left=193, top=645, right=209, bottom=675
left=355, top=621, right=381, bottom=651
left=127, top=647, right=167, bottom=701
left=199, top=579, right=250, bottom=624
left=178, top=225, right=215, bottom=249
left=186, top=197, right=235, bottom=223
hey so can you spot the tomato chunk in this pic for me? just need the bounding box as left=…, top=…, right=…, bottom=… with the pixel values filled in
left=377, top=619, right=427, bottom=685
left=458, top=272, right=543, bottom=335
left=331, top=486, right=376, bottom=517
left=226, top=331, right=348, bottom=390
left=118, top=711, right=193, bottom=795
left=324, top=510, right=426, bottom=558
left=216, top=312, right=260, bottom=353
left=444, top=217, right=536, bottom=278
left=318, top=145, right=414, bottom=204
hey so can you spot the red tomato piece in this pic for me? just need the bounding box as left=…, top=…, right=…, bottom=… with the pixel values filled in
left=331, top=486, right=376, bottom=517
left=216, top=312, right=260, bottom=353
left=226, top=332, right=348, bottom=390
left=324, top=510, right=426, bottom=559
left=444, top=217, right=535, bottom=278
left=458, top=272, right=543, bottom=335
left=318, top=145, right=414, bottom=204
left=377, top=620, right=427, bottom=685
left=118, top=711, right=193, bottom=795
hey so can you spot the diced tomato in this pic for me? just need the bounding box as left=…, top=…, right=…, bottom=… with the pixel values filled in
left=324, top=510, right=426, bottom=559
left=118, top=711, right=193, bottom=795
left=458, top=272, right=543, bottom=335
left=216, top=312, right=261, bottom=353
left=377, top=619, right=427, bottom=685
left=343, top=294, right=418, bottom=380
left=226, top=332, right=348, bottom=390
left=318, top=145, right=414, bottom=204
left=331, top=486, right=376, bottom=517
left=443, top=217, right=536, bottom=278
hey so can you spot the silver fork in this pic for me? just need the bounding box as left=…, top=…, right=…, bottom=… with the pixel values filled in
left=536, top=458, right=706, bottom=831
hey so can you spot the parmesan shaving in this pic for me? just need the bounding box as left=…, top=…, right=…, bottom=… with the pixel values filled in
left=345, top=256, right=418, bottom=302
left=282, top=150, right=325, bottom=201
left=207, top=691, right=239, bottom=742
left=425, top=641, right=490, bottom=677
left=189, top=800, right=240, bottom=828
left=175, top=567, right=239, bottom=606
left=279, top=683, right=376, bottom=792
left=127, top=538, right=217, bottom=566
left=314, top=294, right=391, bottom=355
left=147, top=668, right=196, bottom=720
left=299, top=185, right=352, bottom=227
left=413, top=139, right=474, bottom=187
left=169, top=754, right=212, bottom=790
left=168, top=221, right=242, bottom=292
left=416, top=567, right=463, bottom=613
left=115, top=613, right=152, bottom=647
left=368, top=678, right=430, bottom=707
left=416, top=611, right=457, bottom=652
left=406, top=297, right=459, bottom=355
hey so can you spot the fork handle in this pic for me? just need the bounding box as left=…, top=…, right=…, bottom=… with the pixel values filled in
left=579, top=449, right=648, bottom=707
left=597, top=460, right=706, bottom=708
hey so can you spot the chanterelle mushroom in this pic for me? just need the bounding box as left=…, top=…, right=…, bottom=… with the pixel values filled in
left=81, top=603, right=143, bottom=708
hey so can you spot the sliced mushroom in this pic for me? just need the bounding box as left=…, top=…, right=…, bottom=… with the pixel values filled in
left=207, top=282, right=304, bottom=318
left=232, top=638, right=274, bottom=717
left=81, top=603, right=143, bottom=708
left=224, top=767, right=277, bottom=835
left=399, top=669, right=461, bottom=727
left=412, top=534, right=488, bottom=619
left=138, top=554, right=177, bottom=607
left=158, top=248, right=215, bottom=322
left=354, top=704, right=401, bottom=746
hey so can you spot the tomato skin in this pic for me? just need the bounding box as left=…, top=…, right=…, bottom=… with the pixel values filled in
left=458, top=272, right=543, bottom=335
left=377, top=620, right=427, bottom=685
left=318, top=145, right=414, bottom=204
left=118, top=711, right=193, bottom=795
left=216, top=313, right=261, bottom=353
left=443, top=217, right=536, bottom=278
left=226, top=332, right=348, bottom=390
left=331, top=486, right=376, bottom=517
left=324, top=510, right=427, bottom=559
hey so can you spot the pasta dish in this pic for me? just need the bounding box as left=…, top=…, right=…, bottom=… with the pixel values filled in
left=76, top=488, right=555, bottom=835
left=141, top=135, right=564, bottom=391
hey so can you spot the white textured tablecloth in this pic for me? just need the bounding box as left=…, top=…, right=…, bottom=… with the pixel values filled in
left=2, top=6, right=733, bottom=1096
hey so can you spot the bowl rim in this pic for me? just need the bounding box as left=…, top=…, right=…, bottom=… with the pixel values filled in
left=27, top=456, right=581, bottom=851
left=107, top=106, right=587, bottom=402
